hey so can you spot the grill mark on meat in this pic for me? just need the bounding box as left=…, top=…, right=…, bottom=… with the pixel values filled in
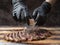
left=15, top=32, right=19, bottom=42
left=17, top=31, right=22, bottom=42
left=17, top=32, right=21, bottom=41
left=5, top=33, right=10, bottom=41
left=8, top=33, right=13, bottom=41
left=12, top=32, right=17, bottom=42
left=13, top=32, right=19, bottom=42
left=20, top=31, right=26, bottom=41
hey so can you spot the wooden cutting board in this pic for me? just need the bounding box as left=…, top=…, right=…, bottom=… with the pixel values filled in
left=0, top=27, right=60, bottom=44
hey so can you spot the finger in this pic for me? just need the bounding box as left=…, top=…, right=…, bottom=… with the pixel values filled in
left=35, top=12, right=40, bottom=21
left=22, top=8, right=28, bottom=17
left=19, top=8, right=27, bottom=22
left=22, top=8, right=33, bottom=25
left=33, top=9, right=38, bottom=16
left=33, top=9, right=38, bottom=20
left=21, top=9, right=29, bottom=22
left=13, top=12, right=18, bottom=21
left=19, top=9, right=23, bottom=22
left=21, top=9, right=25, bottom=20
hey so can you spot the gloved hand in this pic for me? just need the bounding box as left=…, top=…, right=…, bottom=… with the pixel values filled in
left=32, top=2, right=51, bottom=26
left=12, top=0, right=29, bottom=23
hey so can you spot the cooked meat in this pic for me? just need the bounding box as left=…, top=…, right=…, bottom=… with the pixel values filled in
left=4, top=29, right=52, bottom=42
left=4, top=33, right=9, bottom=40
left=8, top=33, right=13, bottom=41
left=36, top=29, right=52, bottom=37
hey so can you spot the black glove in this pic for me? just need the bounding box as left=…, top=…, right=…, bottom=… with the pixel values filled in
left=12, top=0, right=30, bottom=24
left=33, top=2, right=51, bottom=26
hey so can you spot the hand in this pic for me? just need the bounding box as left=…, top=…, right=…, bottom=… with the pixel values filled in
left=32, top=6, right=47, bottom=26
left=12, top=0, right=29, bottom=23
left=32, top=2, right=51, bottom=26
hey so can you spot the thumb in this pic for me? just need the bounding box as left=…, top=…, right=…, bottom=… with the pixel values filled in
left=33, top=9, right=38, bottom=20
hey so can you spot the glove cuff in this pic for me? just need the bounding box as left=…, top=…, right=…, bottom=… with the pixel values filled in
left=12, top=0, right=24, bottom=4
left=40, top=1, right=52, bottom=14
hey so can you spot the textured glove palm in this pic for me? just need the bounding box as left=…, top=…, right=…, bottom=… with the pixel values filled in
left=12, top=0, right=29, bottom=23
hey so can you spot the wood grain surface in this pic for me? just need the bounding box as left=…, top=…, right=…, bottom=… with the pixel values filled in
left=0, top=26, right=60, bottom=44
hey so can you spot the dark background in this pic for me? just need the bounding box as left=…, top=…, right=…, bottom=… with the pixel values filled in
left=0, top=0, right=60, bottom=27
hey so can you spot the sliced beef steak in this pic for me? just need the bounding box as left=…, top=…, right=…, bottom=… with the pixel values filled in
left=4, top=29, right=52, bottom=42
